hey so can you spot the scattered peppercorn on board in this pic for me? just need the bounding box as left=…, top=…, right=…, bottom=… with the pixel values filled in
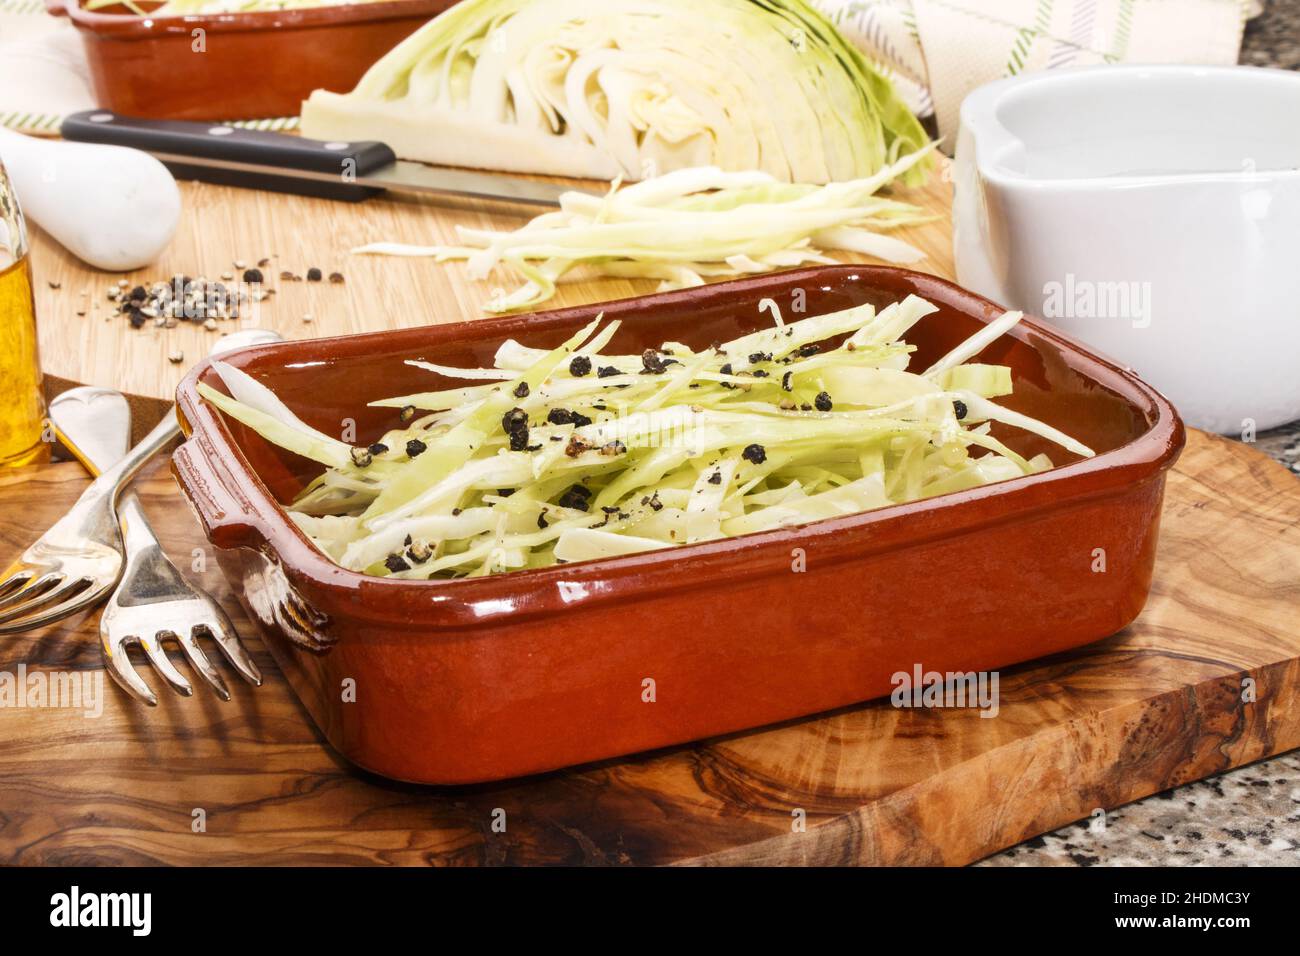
left=27, top=165, right=956, bottom=443
left=0, top=429, right=1297, bottom=864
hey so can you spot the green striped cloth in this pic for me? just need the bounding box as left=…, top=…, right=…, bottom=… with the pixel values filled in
left=817, top=0, right=1251, bottom=139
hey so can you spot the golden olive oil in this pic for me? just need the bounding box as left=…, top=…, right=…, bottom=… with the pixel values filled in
left=0, top=254, right=48, bottom=467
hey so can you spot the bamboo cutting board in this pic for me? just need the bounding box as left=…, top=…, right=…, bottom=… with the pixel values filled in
left=27, top=164, right=956, bottom=436
left=0, top=429, right=1297, bottom=865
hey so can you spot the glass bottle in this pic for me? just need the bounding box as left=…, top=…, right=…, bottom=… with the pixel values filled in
left=0, top=153, right=48, bottom=468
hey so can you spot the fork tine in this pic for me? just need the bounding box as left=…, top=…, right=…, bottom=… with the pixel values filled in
left=138, top=634, right=194, bottom=698
left=0, top=575, right=73, bottom=627
left=0, top=580, right=103, bottom=635
left=0, top=571, right=35, bottom=601
left=201, top=608, right=263, bottom=687
left=174, top=632, right=231, bottom=701
left=0, top=576, right=83, bottom=616
left=100, top=632, right=159, bottom=707
left=0, top=573, right=61, bottom=616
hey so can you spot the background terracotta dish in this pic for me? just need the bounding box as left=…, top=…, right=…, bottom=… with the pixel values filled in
left=173, top=266, right=1184, bottom=785
left=46, top=0, right=456, bottom=121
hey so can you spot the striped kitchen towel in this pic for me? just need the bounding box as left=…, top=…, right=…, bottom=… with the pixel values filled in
left=2, top=0, right=1252, bottom=142
left=0, top=0, right=92, bottom=133
left=815, top=0, right=1251, bottom=142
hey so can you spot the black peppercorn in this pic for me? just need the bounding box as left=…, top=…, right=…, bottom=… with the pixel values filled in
left=501, top=407, right=530, bottom=451
left=558, top=484, right=592, bottom=511
left=814, top=391, right=833, bottom=412
left=641, top=349, right=669, bottom=374
left=564, top=435, right=594, bottom=457
left=547, top=407, right=593, bottom=427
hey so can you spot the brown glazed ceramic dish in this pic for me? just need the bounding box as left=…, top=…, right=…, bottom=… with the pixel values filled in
left=47, top=0, right=454, bottom=121
left=173, top=266, right=1184, bottom=785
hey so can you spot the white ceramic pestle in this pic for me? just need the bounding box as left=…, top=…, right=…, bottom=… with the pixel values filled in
left=0, top=124, right=180, bottom=272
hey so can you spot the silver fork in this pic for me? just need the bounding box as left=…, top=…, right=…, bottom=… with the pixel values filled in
left=0, top=409, right=175, bottom=634
left=50, top=387, right=264, bottom=705
left=0, top=328, right=281, bottom=638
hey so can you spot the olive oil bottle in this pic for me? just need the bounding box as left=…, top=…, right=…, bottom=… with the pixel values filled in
left=0, top=158, right=47, bottom=468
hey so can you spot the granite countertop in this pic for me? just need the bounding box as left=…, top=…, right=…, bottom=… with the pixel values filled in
left=981, top=0, right=1300, bottom=865
left=1240, top=0, right=1300, bottom=71
left=982, top=425, right=1299, bottom=868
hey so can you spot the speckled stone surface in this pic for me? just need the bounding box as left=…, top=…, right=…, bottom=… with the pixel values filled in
left=980, top=2, right=1300, bottom=865
left=1256, top=423, right=1300, bottom=480
left=1241, top=0, right=1300, bottom=71
left=979, top=755, right=1300, bottom=866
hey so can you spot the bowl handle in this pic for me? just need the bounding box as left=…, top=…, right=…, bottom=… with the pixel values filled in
left=171, top=436, right=266, bottom=551
left=44, top=0, right=68, bottom=17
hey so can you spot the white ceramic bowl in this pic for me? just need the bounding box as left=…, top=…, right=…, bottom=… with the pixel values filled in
left=954, top=65, right=1300, bottom=435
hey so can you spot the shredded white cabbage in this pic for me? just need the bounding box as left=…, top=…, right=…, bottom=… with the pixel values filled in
left=197, top=294, right=1095, bottom=579
left=352, top=150, right=936, bottom=313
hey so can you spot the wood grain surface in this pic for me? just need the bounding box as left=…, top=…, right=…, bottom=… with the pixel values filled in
left=28, top=162, right=956, bottom=438
left=0, top=429, right=1296, bottom=866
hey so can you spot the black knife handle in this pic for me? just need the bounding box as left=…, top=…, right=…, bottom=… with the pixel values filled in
left=61, top=110, right=395, bottom=203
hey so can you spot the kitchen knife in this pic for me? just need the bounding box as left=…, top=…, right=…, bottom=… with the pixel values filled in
left=60, top=110, right=573, bottom=207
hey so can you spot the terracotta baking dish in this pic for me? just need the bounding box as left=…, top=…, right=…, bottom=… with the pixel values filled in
left=46, top=0, right=454, bottom=121
left=173, top=266, right=1184, bottom=785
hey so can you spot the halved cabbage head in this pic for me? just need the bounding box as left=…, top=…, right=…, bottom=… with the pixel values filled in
left=300, top=0, right=931, bottom=184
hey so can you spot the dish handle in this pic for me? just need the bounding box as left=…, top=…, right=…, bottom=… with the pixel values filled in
left=171, top=436, right=266, bottom=551
left=44, top=0, right=68, bottom=16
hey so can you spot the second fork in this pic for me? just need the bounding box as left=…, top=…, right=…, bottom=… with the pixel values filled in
left=50, top=387, right=262, bottom=705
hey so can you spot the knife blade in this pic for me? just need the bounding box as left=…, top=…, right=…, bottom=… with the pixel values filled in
left=60, top=110, right=574, bottom=207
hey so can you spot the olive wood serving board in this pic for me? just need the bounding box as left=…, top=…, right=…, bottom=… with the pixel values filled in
left=28, top=165, right=956, bottom=442
left=0, top=428, right=1296, bottom=866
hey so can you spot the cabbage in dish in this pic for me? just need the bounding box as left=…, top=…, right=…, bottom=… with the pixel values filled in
left=198, top=294, right=1094, bottom=578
